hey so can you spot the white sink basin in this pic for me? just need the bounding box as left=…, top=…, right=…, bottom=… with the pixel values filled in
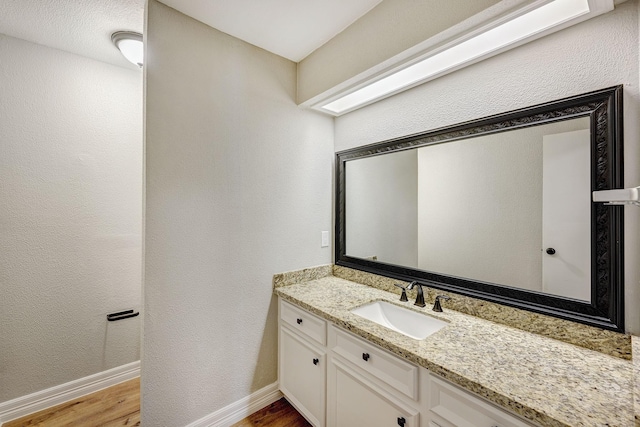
left=350, top=301, right=447, bottom=340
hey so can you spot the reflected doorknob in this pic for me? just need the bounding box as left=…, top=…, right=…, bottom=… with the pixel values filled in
left=546, top=248, right=556, bottom=255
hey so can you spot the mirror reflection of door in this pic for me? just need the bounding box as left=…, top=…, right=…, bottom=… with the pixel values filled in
left=344, top=117, right=592, bottom=302
left=542, top=129, right=591, bottom=302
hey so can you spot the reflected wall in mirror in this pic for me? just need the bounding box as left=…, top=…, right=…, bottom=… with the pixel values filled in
left=337, top=87, right=624, bottom=331
left=346, top=117, right=591, bottom=302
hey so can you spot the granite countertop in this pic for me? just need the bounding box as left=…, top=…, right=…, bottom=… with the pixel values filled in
left=274, top=275, right=640, bottom=427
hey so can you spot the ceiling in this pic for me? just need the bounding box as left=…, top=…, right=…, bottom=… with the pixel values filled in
left=0, top=0, right=145, bottom=70
left=0, top=0, right=382, bottom=69
left=160, top=0, right=383, bottom=62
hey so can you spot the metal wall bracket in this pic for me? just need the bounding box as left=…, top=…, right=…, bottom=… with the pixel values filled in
left=107, top=309, right=139, bottom=322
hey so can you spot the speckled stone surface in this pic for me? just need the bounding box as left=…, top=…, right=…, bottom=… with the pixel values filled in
left=272, top=264, right=333, bottom=288
left=275, top=276, right=638, bottom=427
left=333, top=265, right=632, bottom=359
left=634, top=337, right=640, bottom=426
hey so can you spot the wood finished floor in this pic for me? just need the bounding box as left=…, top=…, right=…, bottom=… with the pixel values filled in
left=2, top=379, right=308, bottom=427
left=231, top=398, right=311, bottom=427
left=2, top=378, right=140, bottom=427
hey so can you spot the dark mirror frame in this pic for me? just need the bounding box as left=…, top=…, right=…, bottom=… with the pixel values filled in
left=335, top=86, right=624, bottom=332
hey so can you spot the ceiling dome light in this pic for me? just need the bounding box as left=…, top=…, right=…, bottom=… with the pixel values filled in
left=111, top=31, right=143, bottom=68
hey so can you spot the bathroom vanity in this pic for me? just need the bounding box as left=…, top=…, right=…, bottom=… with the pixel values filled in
left=280, top=298, right=532, bottom=427
left=274, top=267, right=639, bottom=427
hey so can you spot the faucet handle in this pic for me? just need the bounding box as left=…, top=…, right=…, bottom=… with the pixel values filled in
left=394, top=283, right=409, bottom=302
left=433, top=295, right=451, bottom=312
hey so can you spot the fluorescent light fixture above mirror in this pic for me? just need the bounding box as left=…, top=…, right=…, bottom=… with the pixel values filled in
left=315, top=0, right=613, bottom=115
left=112, top=31, right=143, bottom=68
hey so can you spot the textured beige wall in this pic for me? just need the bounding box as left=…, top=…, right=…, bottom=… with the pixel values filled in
left=346, top=149, right=418, bottom=267
left=143, top=1, right=333, bottom=425
left=297, top=0, right=501, bottom=104
left=335, top=1, right=640, bottom=334
left=0, top=34, right=142, bottom=402
left=417, top=119, right=589, bottom=293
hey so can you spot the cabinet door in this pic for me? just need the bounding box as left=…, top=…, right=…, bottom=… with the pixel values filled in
left=279, top=326, right=325, bottom=427
left=328, top=356, right=419, bottom=427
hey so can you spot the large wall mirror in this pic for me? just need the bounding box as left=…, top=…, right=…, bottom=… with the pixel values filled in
left=335, top=86, right=624, bottom=332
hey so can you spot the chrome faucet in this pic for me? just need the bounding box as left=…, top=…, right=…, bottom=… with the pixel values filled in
left=407, top=281, right=425, bottom=307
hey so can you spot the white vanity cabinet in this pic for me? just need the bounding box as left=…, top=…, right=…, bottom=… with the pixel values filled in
left=278, top=298, right=537, bottom=427
left=426, top=375, right=533, bottom=427
left=327, top=324, right=421, bottom=427
left=279, top=299, right=327, bottom=426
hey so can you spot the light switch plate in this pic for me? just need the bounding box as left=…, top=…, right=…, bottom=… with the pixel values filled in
left=321, top=231, right=329, bottom=247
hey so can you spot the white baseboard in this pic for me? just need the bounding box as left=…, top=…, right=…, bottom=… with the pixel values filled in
left=185, top=382, right=283, bottom=427
left=0, top=360, right=140, bottom=424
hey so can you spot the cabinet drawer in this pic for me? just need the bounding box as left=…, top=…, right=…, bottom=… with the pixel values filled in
left=428, top=374, right=534, bottom=427
left=329, top=325, right=418, bottom=400
left=280, top=299, right=327, bottom=346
